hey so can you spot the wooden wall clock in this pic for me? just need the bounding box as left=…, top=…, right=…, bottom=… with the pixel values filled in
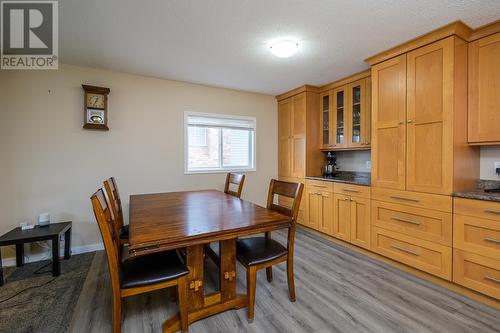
left=82, top=84, right=110, bottom=130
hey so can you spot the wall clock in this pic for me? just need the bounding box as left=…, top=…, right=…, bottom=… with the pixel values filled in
left=82, top=84, right=110, bottom=130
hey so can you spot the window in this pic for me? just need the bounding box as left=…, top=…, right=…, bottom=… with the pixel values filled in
left=185, top=112, right=256, bottom=173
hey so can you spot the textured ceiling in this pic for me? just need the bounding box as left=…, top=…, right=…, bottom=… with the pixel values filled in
left=59, top=0, right=500, bottom=95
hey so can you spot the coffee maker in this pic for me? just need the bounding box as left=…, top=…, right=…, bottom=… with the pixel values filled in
left=323, top=151, right=337, bottom=177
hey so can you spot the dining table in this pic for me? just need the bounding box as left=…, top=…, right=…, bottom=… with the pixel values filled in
left=128, top=189, right=292, bottom=333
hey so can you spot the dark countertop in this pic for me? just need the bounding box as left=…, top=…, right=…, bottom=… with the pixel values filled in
left=452, top=180, right=500, bottom=203
left=306, top=171, right=371, bottom=186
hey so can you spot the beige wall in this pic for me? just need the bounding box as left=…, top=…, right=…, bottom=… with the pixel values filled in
left=0, top=64, right=277, bottom=261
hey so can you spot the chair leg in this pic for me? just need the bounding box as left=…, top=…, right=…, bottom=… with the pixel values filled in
left=286, top=255, right=296, bottom=302
left=266, top=267, right=273, bottom=282
left=112, top=294, right=122, bottom=333
left=246, top=266, right=257, bottom=323
left=178, top=276, right=189, bottom=333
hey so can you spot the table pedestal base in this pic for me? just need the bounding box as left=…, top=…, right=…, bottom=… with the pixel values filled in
left=163, top=293, right=247, bottom=333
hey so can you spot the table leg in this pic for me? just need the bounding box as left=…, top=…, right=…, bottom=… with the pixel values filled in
left=52, top=237, right=60, bottom=276
left=16, top=244, right=24, bottom=267
left=0, top=248, right=4, bottom=286
left=64, top=228, right=72, bottom=259
left=186, top=244, right=204, bottom=311
left=219, top=239, right=236, bottom=301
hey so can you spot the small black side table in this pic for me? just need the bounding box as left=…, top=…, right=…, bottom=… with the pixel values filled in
left=0, top=221, right=72, bottom=286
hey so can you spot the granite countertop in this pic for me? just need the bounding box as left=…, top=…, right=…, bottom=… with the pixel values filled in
left=452, top=180, right=500, bottom=203
left=305, top=171, right=371, bottom=186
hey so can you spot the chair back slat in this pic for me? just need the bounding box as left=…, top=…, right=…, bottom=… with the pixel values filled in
left=91, top=188, right=121, bottom=286
left=104, top=177, right=124, bottom=236
left=224, top=173, right=246, bottom=198
left=266, top=179, right=304, bottom=223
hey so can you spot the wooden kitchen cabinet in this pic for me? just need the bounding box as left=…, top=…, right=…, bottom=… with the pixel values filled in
left=468, top=32, right=500, bottom=144
left=371, top=54, right=407, bottom=190
left=350, top=196, right=371, bottom=250
left=277, top=87, right=322, bottom=179
left=371, top=36, right=478, bottom=195
left=303, top=180, right=334, bottom=235
left=333, top=193, right=351, bottom=242
left=406, top=38, right=455, bottom=194
left=320, top=76, right=371, bottom=150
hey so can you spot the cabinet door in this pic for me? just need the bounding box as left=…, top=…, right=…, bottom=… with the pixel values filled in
left=407, top=37, right=454, bottom=195
left=347, top=79, right=367, bottom=148
left=350, top=196, right=370, bottom=250
left=363, top=77, right=372, bottom=147
left=468, top=32, right=500, bottom=143
left=333, top=87, right=347, bottom=148
left=320, top=92, right=332, bottom=148
left=278, top=99, right=292, bottom=177
left=318, top=191, right=334, bottom=236
left=333, top=193, right=351, bottom=241
left=371, top=55, right=407, bottom=190
left=291, top=94, right=306, bottom=178
left=304, top=188, right=321, bottom=230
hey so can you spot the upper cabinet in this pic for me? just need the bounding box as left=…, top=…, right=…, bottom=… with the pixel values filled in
left=371, top=36, right=479, bottom=195
left=277, top=87, right=322, bottom=178
left=468, top=32, right=500, bottom=144
left=320, top=74, right=371, bottom=150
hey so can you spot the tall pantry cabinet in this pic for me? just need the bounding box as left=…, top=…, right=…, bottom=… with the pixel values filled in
left=368, top=33, right=480, bottom=280
left=371, top=36, right=479, bottom=195
left=277, top=86, right=322, bottom=223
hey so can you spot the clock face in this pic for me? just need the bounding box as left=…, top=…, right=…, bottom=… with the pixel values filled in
left=86, top=93, right=105, bottom=109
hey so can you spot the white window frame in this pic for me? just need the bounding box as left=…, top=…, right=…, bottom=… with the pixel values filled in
left=184, top=111, right=257, bottom=174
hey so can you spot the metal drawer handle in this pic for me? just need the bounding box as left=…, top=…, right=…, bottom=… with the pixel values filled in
left=484, top=237, right=500, bottom=245
left=391, top=245, right=420, bottom=256
left=484, top=209, right=500, bottom=215
left=311, top=184, right=327, bottom=188
left=343, top=189, right=360, bottom=193
left=390, top=196, right=420, bottom=203
left=484, top=276, right=500, bottom=284
left=391, top=217, right=421, bottom=226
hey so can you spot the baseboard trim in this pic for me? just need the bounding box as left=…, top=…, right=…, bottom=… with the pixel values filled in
left=1, top=242, right=104, bottom=267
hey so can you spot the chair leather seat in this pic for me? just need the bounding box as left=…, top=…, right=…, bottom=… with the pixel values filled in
left=120, top=250, right=188, bottom=289
left=236, top=237, right=288, bottom=266
left=120, top=224, right=129, bottom=240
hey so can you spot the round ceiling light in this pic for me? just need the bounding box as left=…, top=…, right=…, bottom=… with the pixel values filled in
left=269, top=39, right=299, bottom=58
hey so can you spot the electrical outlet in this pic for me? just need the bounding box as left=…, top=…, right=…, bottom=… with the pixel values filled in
left=366, top=161, right=371, bottom=170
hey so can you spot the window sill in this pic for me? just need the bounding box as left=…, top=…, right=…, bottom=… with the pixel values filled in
left=185, top=168, right=256, bottom=175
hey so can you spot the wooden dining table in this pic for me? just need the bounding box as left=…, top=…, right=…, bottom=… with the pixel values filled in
left=128, top=189, right=291, bottom=332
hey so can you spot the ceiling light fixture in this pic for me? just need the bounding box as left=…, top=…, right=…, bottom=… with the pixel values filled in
left=269, top=39, right=299, bottom=58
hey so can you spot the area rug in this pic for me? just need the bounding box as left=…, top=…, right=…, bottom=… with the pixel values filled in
left=0, top=252, right=95, bottom=333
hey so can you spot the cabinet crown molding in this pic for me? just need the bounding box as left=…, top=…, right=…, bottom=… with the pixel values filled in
left=365, top=20, right=472, bottom=66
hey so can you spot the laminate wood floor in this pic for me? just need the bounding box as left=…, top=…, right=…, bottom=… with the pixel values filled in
left=69, top=228, right=500, bottom=333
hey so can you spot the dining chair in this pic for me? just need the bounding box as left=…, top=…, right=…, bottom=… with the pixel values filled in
left=91, top=188, right=190, bottom=333
left=104, top=177, right=129, bottom=245
left=223, top=173, right=246, bottom=198
left=236, top=179, right=304, bottom=322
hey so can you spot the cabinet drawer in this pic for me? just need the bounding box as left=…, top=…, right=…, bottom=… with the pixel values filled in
left=454, top=198, right=500, bottom=222
left=305, top=179, right=334, bottom=192
left=371, top=187, right=452, bottom=213
left=372, top=200, right=452, bottom=246
left=454, top=249, right=500, bottom=300
left=371, top=227, right=452, bottom=280
left=454, top=214, right=500, bottom=260
left=334, top=183, right=370, bottom=198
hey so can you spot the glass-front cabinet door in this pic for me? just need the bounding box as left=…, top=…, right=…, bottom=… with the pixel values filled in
left=348, top=79, right=364, bottom=147
left=333, top=87, right=346, bottom=148
left=320, top=92, right=332, bottom=148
